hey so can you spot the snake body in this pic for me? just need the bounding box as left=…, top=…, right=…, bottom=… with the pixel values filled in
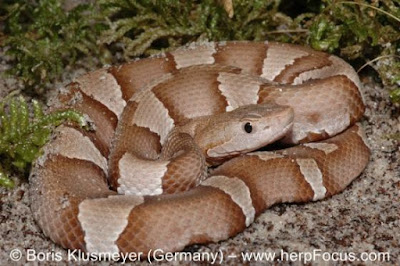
left=29, top=41, right=370, bottom=255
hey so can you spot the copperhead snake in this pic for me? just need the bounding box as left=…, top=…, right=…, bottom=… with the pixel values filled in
left=29, top=41, right=370, bottom=256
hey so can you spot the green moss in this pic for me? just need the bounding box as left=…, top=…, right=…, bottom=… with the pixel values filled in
left=0, top=93, right=88, bottom=188
left=1, top=0, right=108, bottom=93
left=99, top=0, right=309, bottom=57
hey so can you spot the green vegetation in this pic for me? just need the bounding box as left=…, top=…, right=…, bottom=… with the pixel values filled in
left=0, top=0, right=398, bottom=187
left=0, top=93, right=87, bottom=188
left=0, top=0, right=108, bottom=93
left=99, top=0, right=307, bottom=57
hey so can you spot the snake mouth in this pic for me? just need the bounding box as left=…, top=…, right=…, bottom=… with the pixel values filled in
left=279, top=121, right=294, bottom=140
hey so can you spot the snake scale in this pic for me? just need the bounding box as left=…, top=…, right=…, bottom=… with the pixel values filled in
left=29, top=41, right=370, bottom=256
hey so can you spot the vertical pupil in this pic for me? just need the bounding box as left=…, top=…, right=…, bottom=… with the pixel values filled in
left=244, top=122, right=252, bottom=133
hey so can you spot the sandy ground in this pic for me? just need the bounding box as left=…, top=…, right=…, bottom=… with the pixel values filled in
left=0, top=47, right=399, bottom=265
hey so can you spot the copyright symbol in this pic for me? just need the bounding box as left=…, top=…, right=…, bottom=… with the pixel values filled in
left=9, top=249, right=22, bottom=261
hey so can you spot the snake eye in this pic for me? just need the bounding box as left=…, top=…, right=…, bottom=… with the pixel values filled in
left=244, top=122, right=253, bottom=133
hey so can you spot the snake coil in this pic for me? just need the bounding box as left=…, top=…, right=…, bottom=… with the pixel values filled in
left=30, top=41, right=370, bottom=255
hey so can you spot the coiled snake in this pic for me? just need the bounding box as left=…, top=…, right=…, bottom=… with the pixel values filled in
left=29, top=41, right=370, bottom=255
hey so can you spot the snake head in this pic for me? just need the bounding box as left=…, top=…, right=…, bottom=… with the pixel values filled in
left=197, top=103, right=294, bottom=163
